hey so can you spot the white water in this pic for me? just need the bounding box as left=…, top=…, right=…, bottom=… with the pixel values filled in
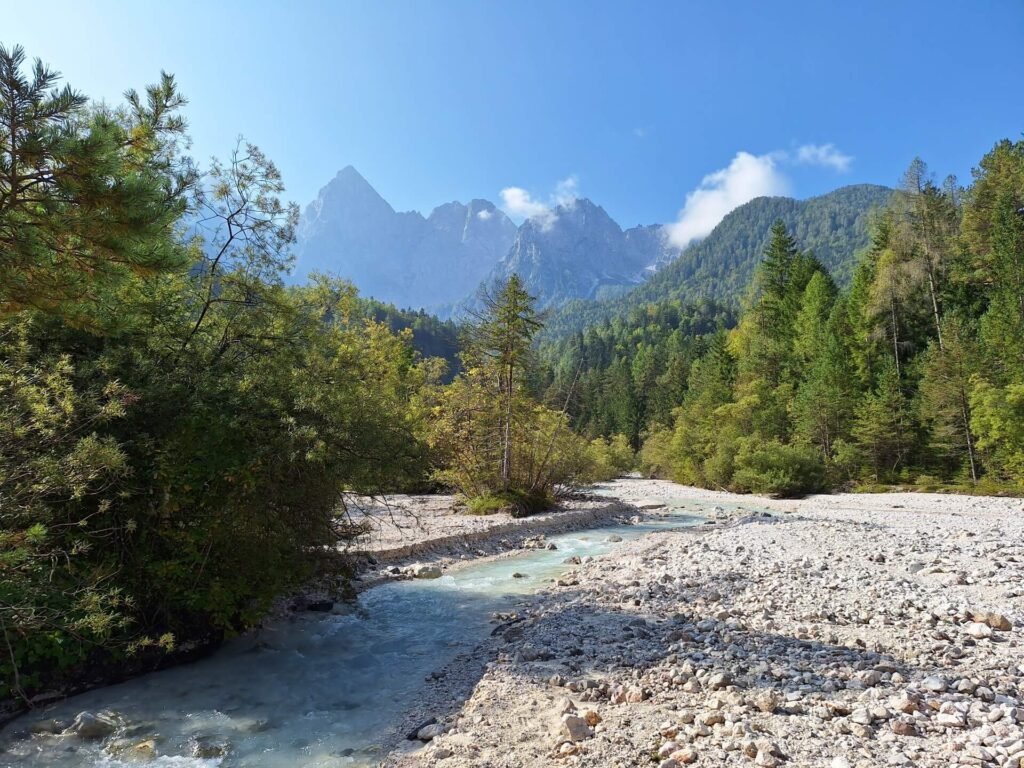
left=0, top=498, right=720, bottom=767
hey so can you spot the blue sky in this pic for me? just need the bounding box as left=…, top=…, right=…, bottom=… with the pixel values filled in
left=8, top=1, right=1023, bottom=241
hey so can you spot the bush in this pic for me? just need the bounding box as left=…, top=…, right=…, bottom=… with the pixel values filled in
left=731, top=437, right=826, bottom=497
left=466, top=488, right=554, bottom=518
left=638, top=427, right=674, bottom=478
left=585, top=433, right=636, bottom=481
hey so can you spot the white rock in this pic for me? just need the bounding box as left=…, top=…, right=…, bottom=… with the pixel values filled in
left=966, top=621, right=993, bottom=639
left=560, top=714, right=593, bottom=742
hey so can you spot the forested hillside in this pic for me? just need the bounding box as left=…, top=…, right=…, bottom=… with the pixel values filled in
left=541, top=146, right=1024, bottom=496
left=542, top=184, right=891, bottom=339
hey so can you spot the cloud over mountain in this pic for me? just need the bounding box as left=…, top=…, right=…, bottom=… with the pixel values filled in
left=666, top=143, right=853, bottom=248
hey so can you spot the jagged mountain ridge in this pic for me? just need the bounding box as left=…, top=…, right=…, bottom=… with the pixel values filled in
left=294, top=168, right=890, bottom=322
left=294, top=166, right=517, bottom=310
left=480, top=199, right=681, bottom=310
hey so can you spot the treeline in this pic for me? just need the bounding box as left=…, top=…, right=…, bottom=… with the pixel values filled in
left=547, top=141, right=1024, bottom=496
left=538, top=184, right=890, bottom=340
left=537, top=299, right=735, bottom=448
left=359, top=298, right=462, bottom=378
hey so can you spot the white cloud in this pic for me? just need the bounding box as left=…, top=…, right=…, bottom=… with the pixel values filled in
left=476, top=208, right=493, bottom=220
left=794, top=143, right=852, bottom=172
left=500, top=187, right=557, bottom=230
left=665, top=143, right=853, bottom=249
left=665, top=151, right=789, bottom=248
left=500, top=175, right=581, bottom=230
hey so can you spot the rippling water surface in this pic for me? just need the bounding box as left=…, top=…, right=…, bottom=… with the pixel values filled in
left=1, top=498, right=715, bottom=767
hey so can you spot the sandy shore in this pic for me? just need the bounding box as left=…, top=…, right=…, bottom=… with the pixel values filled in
left=384, top=478, right=1024, bottom=768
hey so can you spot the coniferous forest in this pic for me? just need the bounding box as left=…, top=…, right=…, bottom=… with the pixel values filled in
left=539, top=147, right=1024, bottom=497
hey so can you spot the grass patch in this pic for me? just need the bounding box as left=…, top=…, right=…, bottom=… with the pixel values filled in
left=464, top=489, right=555, bottom=518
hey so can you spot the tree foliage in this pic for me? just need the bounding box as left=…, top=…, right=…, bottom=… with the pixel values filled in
left=0, top=49, right=435, bottom=706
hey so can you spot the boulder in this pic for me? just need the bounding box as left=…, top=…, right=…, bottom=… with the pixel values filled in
left=63, top=711, right=119, bottom=740
left=966, top=621, right=993, bottom=639
left=413, top=564, right=442, bottom=579
left=560, top=713, right=593, bottom=741
left=30, top=719, right=67, bottom=735
left=417, top=723, right=446, bottom=741
left=921, top=675, right=948, bottom=692
left=968, top=610, right=1013, bottom=631
left=190, top=738, right=229, bottom=758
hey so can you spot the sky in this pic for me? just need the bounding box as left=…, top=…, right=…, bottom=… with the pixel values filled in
left=7, top=1, right=1024, bottom=246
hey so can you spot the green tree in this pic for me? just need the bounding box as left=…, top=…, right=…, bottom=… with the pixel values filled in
left=0, top=44, right=195, bottom=320
left=467, top=276, right=543, bottom=489
left=852, top=359, right=910, bottom=480
left=917, top=317, right=980, bottom=482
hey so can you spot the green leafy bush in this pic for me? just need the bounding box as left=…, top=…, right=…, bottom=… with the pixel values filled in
left=731, top=438, right=826, bottom=497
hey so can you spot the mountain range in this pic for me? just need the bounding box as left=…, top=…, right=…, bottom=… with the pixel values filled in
left=294, top=166, right=517, bottom=310
left=293, top=167, right=891, bottom=320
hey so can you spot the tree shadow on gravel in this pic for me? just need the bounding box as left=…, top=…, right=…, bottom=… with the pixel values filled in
left=484, top=586, right=919, bottom=701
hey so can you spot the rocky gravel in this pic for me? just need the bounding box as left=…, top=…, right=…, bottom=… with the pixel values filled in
left=385, top=479, right=1024, bottom=768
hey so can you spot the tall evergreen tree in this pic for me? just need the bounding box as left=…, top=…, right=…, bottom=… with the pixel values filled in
left=852, top=359, right=910, bottom=480
left=468, top=275, right=543, bottom=489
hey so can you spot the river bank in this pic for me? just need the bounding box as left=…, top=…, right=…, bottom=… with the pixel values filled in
left=385, top=478, right=1024, bottom=768
left=1, top=487, right=718, bottom=766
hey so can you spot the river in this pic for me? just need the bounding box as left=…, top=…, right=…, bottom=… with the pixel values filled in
left=0, top=497, right=722, bottom=767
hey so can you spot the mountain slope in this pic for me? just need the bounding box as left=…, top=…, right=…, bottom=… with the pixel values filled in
left=294, top=167, right=516, bottom=310
left=479, top=199, right=680, bottom=310
left=541, top=184, right=892, bottom=338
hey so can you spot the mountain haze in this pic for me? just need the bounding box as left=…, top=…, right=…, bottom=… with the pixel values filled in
left=480, top=199, right=680, bottom=310
left=294, top=166, right=517, bottom=309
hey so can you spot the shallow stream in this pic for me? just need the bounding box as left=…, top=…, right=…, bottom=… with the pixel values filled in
left=0, top=498, right=722, bottom=767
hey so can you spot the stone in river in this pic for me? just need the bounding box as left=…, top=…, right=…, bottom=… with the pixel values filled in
left=413, top=564, right=442, bottom=579
left=63, top=711, right=120, bottom=739
left=635, top=499, right=667, bottom=509
left=417, top=723, right=446, bottom=741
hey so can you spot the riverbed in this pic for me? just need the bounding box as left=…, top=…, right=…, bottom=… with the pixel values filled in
left=0, top=492, right=720, bottom=767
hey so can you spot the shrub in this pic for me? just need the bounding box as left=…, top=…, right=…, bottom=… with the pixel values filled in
left=731, top=437, right=826, bottom=497
left=638, top=427, right=674, bottom=479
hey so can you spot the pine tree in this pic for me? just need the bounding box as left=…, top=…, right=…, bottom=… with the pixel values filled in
left=852, top=359, right=910, bottom=480
left=918, top=317, right=980, bottom=482
left=468, top=275, right=543, bottom=489
left=0, top=44, right=195, bottom=320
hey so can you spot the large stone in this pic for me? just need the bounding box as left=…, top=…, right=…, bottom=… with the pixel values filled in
left=560, top=713, right=594, bottom=742
left=413, top=564, right=442, bottom=579
left=921, top=675, right=948, bottom=693
left=966, top=621, right=993, bottom=639
left=969, top=610, right=1013, bottom=631
left=190, top=738, right=230, bottom=758
left=936, top=711, right=965, bottom=728
left=707, top=672, right=731, bottom=691
left=128, top=740, right=157, bottom=760
left=417, top=723, right=446, bottom=741
left=63, top=711, right=119, bottom=740
left=30, top=719, right=67, bottom=735
left=671, top=748, right=698, bottom=764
